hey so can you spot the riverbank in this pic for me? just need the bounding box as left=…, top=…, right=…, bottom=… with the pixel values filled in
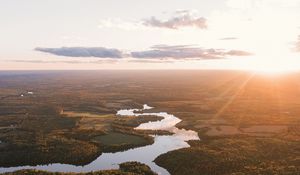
left=1, top=162, right=157, bottom=175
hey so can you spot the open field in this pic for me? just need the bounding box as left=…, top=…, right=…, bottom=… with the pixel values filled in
left=0, top=70, right=299, bottom=174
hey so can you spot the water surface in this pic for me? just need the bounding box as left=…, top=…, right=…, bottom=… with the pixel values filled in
left=0, top=104, right=199, bottom=175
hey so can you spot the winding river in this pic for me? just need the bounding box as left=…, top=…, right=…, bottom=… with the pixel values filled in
left=0, top=104, right=199, bottom=175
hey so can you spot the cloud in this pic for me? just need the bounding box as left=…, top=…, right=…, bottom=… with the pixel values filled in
left=96, top=10, right=207, bottom=30
left=226, top=50, right=253, bottom=56
left=128, top=59, right=174, bottom=64
left=131, top=45, right=252, bottom=59
left=34, top=45, right=252, bottom=61
left=227, top=0, right=300, bottom=9
left=143, top=10, right=207, bottom=29
left=5, top=59, right=118, bottom=64
left=296, top=35, right=300, bottom=52
left=220, top=37, right=238, bottom=40
left=35, top=47, right=125, bottom=58
left=98, top=18, right=143, bottom=30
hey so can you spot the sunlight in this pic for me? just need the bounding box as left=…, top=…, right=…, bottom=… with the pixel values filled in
left=213, top=73, right=255, bottom=119
left=252, top=68, right=295, bottom=76
left=243, top=52, right=300, bottom=75
left=249, top=61, right=299, bottom=75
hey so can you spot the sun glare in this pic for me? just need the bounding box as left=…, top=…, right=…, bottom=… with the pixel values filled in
left=252, top=67, right=295, bottom=76
left=249, top=61, right=299, bottom=75
left=243, top=52, right=300, bottom=75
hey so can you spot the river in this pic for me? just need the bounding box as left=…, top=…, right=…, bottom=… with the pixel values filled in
left=0, top=104, right=199, bottom=175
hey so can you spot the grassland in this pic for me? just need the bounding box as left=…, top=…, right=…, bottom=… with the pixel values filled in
left=0, top=70, right=299, bottom=174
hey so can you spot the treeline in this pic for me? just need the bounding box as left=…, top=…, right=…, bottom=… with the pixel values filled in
left=2, top=162, right=157, bottom=175
left=155, top=136, right=300, bottom=175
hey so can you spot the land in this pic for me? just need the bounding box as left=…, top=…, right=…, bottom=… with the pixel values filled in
left=3, top=162, right=157, bottom=175
left=0, top=71, right=164, bottom=167
left=0, top=70, right=299, bottom=175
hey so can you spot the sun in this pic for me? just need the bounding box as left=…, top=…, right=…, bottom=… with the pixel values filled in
left=250, top=62, right=298, bottom=75
left=243, top=53, right=300, bottom=75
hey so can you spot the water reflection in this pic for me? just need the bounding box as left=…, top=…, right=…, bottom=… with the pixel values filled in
left=0, top=104, right=199, bottom=175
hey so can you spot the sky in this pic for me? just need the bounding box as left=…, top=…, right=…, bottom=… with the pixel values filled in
left=1, top=0, right=300, bottom=71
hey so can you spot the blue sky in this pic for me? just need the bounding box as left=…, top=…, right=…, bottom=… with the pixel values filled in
left=1, top=0, right=300, bottom=71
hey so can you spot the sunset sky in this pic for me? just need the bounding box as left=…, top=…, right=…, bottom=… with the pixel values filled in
left=1, top=0, right=300, bottom=71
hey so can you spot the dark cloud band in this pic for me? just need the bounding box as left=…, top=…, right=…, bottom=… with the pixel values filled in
left=35, top=45, right=252, bottom=60
left=131, top=45, right=252, bottom=59
left=35, top=47, right=124, bottom=58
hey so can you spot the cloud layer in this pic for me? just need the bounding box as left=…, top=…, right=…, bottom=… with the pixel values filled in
left=7, top=59, right=118, bottom=64
left=35, top=45, right=252, bottom=60
left=131, top=45, right=252, bottom=59
left=143, top=10, right=207, bottom=29
left=35, top=47, right=124, bottom=58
